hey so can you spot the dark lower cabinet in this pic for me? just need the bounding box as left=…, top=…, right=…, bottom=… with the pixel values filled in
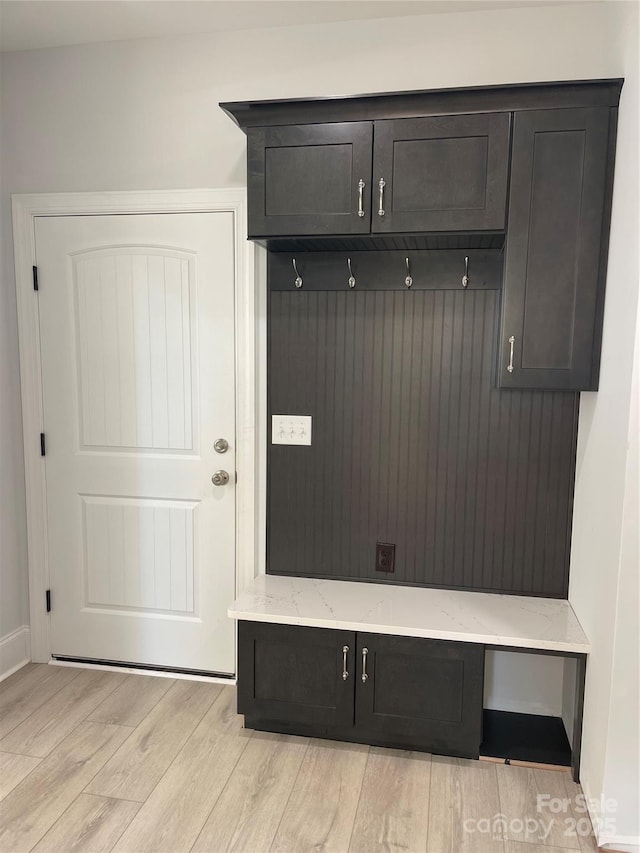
left=354, top=633, right=484, bottom=758
left=238, top=621, right=484, bottom=758
left=499, top=107, right=614, bottom=390
left=237, top=621, right=354, bottom=727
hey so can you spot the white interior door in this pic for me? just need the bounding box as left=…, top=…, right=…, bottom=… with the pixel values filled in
left=35, top=213, right=237, bottom=674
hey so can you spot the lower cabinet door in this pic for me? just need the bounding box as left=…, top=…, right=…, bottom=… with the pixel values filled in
left=354, top=634, right=484, bottom=758
left=238, top=621, right=355, bottom=727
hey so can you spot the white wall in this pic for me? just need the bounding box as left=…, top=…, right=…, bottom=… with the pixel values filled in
left=602, top=291, right=639, bottom=851
left=485, top=651, right=564, bottom=716
left=568, top=2, right=639, bottom=847
left=0, top=128, right=30, bottom=645
left=0, top=2, right=637, bottom=843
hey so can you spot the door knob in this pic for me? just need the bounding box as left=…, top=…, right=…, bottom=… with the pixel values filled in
left=211, top=470, right=230, bottom=486
left=214, top=438, right=229, bottom=454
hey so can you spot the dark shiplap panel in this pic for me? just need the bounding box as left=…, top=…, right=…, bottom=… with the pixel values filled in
left=268, top=289, right=578, bottom=597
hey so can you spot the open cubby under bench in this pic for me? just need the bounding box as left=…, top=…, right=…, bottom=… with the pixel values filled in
left=229, top=575, right=589, bottom=781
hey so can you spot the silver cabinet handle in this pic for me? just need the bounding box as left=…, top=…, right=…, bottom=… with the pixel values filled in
left=361, top=647, right=369, bottom=683
left=507, top=335, right=515, bottom=373
left=378, top=179, right=386, bottom=217
left=357, top=179, right=365, bottom=218
left=342, top=645, right=350, bottom=680
left=211, top=470, right=230, bottom=486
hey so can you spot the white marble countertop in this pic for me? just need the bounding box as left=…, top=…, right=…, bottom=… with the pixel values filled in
left=229, top=575, right=590, bottom=654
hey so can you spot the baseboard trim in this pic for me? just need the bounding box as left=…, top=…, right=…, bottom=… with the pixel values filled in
left=597, top=840, right=640, bottom=853
left=0, top=625, right=31, bottom=681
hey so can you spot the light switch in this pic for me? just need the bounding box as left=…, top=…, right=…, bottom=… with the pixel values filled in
left=272, top=415, right=312, bottom=446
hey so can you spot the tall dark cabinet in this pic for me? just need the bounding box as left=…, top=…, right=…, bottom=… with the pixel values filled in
left=499, top=107, right=614, bottom=390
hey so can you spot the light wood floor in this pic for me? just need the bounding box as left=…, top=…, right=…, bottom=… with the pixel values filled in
left=0, top=663, right=599, bottom=853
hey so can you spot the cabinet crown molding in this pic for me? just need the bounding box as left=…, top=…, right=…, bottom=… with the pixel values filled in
left=220, top=78, right=623, bottom=131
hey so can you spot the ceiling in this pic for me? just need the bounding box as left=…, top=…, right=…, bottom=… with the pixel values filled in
left=0, top=0, right=581, bottom=53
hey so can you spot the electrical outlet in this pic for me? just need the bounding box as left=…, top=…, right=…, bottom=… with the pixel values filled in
left=271, top=415, right=312, bottom=446
left=376, top=542, right=395, bottom=573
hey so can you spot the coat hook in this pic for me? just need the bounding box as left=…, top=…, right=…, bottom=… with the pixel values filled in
left=292, top=258, right=303, bottom=289
left=462, top=256, right=469, bottom=288
left=405, top=257, right=413, bottom=289
left=347, top=258, right=356, bottom=289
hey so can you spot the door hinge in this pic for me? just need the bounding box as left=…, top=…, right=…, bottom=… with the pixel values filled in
left=45, top=589, right=51, bottom=612
left=33, top=266, right=39, bottom=292
left=40, top=432, right=46, bottom=456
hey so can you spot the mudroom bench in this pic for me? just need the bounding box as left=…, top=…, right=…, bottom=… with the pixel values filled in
left=229, top=575, right=589, bottom=782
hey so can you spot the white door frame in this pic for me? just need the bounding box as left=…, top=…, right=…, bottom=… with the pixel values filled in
left=13, top=189, right=257, bottom=664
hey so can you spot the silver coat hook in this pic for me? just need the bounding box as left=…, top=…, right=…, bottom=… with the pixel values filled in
left=462, top=256, right=469, bottom=288
left=292, top=258, right=303, bottom=289
left=405, top=257, right=413, bottom=289
left=347, top=258, right=356, bottom=289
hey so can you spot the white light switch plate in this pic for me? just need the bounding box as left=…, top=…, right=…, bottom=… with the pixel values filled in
left=272, top=415, right=312, bottom=446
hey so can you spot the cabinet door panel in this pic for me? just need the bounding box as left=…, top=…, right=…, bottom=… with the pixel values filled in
left=372, top=113, right=510, bottom=233
left=238, top=621, right=355, bottom=727
left=247, top=123, right=373, bottom=237
left=499, top=107, right=611, bottom=389
left=355, top=634, right=484, bottom=758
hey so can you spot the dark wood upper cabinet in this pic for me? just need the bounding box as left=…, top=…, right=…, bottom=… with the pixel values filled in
left=498, top=107, right=613, bottom=390
left=223, top=81, right=621, bottom=392
left=247, top=122, right=373, bottom=237
left=248, top=113, right=510, bottom=238
left=371, top=113, right=510, bottom=233
left=246, top=113, right=509, bottom=238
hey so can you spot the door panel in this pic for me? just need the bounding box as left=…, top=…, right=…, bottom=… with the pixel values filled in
left=74, top=248, right=195, bottom=451
left=355, top=634, right=484, bottom=757
left=81, top=496, right=196, bottom=614
left=498, top=107, right=610, bottom=389
left=372, top=113, right=510, bottom=232
left=238, top=622, right=355, bottom=727
left=247, top=122, right=373, bottom=237
left=36, top=213, right=236, bottom=673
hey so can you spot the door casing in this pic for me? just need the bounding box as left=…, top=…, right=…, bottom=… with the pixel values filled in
left=13, top=189, right=257, bottom=665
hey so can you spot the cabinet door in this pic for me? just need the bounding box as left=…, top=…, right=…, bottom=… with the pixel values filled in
left=247, top=123, right=373, bottom=237
left=354, top=634, right=484, bottom=758
left=371, top=113, right=510, bottom=233
left=498, top=107, right=611, bottom=390
left=237, top=621, right=355, bottom=727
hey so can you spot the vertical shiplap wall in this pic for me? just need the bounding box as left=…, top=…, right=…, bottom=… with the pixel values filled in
left=268, top=288, right=579, bottom=597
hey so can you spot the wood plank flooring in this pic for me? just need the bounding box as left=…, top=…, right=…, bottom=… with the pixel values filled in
left=0, top=664, right=600, bottom=853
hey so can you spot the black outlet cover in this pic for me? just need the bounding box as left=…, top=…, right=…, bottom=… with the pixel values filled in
left=376, top=542, right=395, bottom=573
